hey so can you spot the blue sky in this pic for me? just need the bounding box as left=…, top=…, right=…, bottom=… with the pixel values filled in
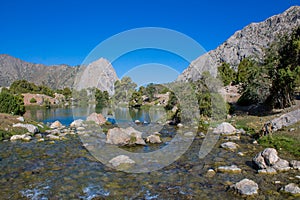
left=0, top=0, right=299, bottom=78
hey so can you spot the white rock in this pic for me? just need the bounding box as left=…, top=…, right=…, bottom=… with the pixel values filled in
left=46, top=134, right=60, bottom=140
left=177, top=123, right=184, bottom=128
left=290, top=160, right=300, bottom=170
left=50, top=121, right=63, bottom=129
left=16, top=116, right=24, bottom=122
left=213, top=122, right=236, bottom=136
left=262, top=148, right=279, bottom=165
left=146, top=134, right=162, bottom=144
left=106, top=127, right=146, bottom=146
left=184, top=132, right=194, bottom=137
left=70, top=119, right=84, bottom=128
left=258, top=167, right=277, bottom=175
left=12, top=123, right=39, bottom=134
left=77, top=127, right=85, bottom=131
left=231, top=178, right=259, bottom=196
left=273, top=158, right=291, bottom=172
left=220, top=142, right=239, bottom=151
left=10, top=134, right=26, bottom=141
left=281, top=183, right=300, bottom=195
left=217, top=165, right=242, bottom=173
left=109, top=155, right=135, bottom=167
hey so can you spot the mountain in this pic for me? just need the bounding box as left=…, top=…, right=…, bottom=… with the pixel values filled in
left=178, top=6, right=300, bottom=81
left=74, top=58, right=118, bottom=95
left=0, top=54, right=118, bottom=94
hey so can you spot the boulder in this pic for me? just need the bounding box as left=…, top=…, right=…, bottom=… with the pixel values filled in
left=106, top=127, right=146, bottom=146
left=50, top=121, right=63, bottom=129
left=217, top=165, right=242, bottom=173
left=213, top=122, right=236, bottom=136
left=70, top=119, right=84, bottom=128
left=261, top=148, right=279, bottom=165
left=258, top=167, right=277, bottom=175
left=273, top=158, right=290, bottom=172
left=46, top=134, right=60, bottom=140
left=16, top=116, right=24, bottom=122
left=253, top=152, right=268, bottom=169
left=281, top=183, right=300, bottom=195
left=10, top=134, right=31, bottom=141
left=231, top=178, right=259, bottom=196
left=290, top=160, right=300, bottom=170
left=86, top=113, right=106, bottom=125
left=12, top=123, right=39, bottom=134
left=220, top=142, right=239, bottom=151
left=146, top=134, right=162, bottom=144
left=109, top=155, right=135, bottom=167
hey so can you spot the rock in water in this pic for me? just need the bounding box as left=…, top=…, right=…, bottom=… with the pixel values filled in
left=281, top=183, right=300, bottom=195
left=109, top=155, right=135, bottom=167
left=50, top=120, right=63, bottom=129
left=290, top=160, right=300, bottom=170
left=146, top=134, right=162, bottom=144
left=217, top=165, right=242, bottom=173
left=86, top=113, right=106, bottom=125
left=231, top=178, right=259, bottom=196
left=106, top=127, right=146, bottom=146
left=70, top=119, right=84, bottom=128
left=213, top=122, right=236, bottom=136
left=220, top=142, right=239, bottom=151
left=273, top=158, right=290, bottom=172
left=12, top=123, right=39, bottom=134
left=261, top=148, right=279, bottom=165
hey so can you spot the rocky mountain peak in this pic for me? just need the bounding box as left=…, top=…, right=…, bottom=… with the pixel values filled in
left=177, top=6, right=300, bottom=82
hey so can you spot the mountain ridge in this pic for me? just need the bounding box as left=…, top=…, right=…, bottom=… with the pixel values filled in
left=178, top=6, right=300, bottom=81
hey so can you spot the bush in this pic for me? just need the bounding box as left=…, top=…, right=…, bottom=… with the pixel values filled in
left=0, top=91, right=25, bottom=115
left=30, top=97, right=37, bottom=103
left=217, top=62, right=236, bottom=86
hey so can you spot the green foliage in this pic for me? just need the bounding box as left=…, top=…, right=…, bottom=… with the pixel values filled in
left=56, top=87, right=72, bottom=99
left=29, top=97, right=37, bottom=103
left=217, top=62, right=236, bottom=86
left=0, top=91, right=25, bottom=115
left=265, top=27, right=300, bottom=109
left=258, top=135, right=300, bottom=157
left=10, top=80, right=54, bottom=97
left=72, top=89, right=89, bottom=106
left=236, top=58, right=256, bottom=84
left=129, top=91, right=143, bottom=108
left=95, top=88, right=109, bottom=108
left=113, top=77, right=137, bottom=104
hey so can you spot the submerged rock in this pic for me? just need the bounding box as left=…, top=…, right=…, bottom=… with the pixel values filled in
left=217, top=165, right=242, bottom=173
left=106, top=127, right=146, bottom=146
left=109, top=155, right=135, bottom=167
left=220, top=142, right=239, bottom=151
left=86, top=113, right=106, bottom=125
left=12, top=123, right=39, bottom=134
left=281, top=183, right=300, bottom=195
left=213, top=122, right=236, bottom=136
left=231, top=178, right=259, bottom=196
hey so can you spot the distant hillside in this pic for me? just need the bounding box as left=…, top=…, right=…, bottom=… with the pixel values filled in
left=178, top=6, right=300, bottom=81
left=0, top=55, right=118, bottom=93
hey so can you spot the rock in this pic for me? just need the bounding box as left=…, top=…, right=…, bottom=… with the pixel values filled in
left=16, top=116, right=24, bottom=122
left=238, top=152, right=245, bottom=156
left=146, top=134, right=162, bottom=144
left=35, top=133, right=42, bottom=138
left=86, top=113, right=106, bottom=125
left=231, top=178, right=259, bottom=196
left=198, top=132, right=206, bottom=138
left=220, top=142, right=239, bottom=151
left=12, top=123, right=39, bottom=134
left=281, top=183, right=300, bottom=195
left=289, top=128, right=295, bottom=132
left=236, top=128, right=246, bottom=135
left=224, top=135, right=240, bottom=141
left=213, top=122, right=236, bottom=136
left=109, top=155, right=135, bottom=167
left=217, top=165, right=242, bottom=173
left=70, top=119, right=84, bottom=128
left=290, top=160, right=300, bottom=170
left=106, top=127, right=146, bottom=146
left=262, top=148, right=279, bottom=166
left=252, top=140, right=258, bottom=144
left=205, top=169, right=216, bottom=177
left=77, top=127, right=85, bottom=131
left=134, top=120, right=141, bottom=124
left=258, top=167, right=277, bottom=175
left=296, top=176, right=300, bottom=179
left=10, top=134, right=26, bottom=141
left=37, top=138, right=45, bottom=142
left=37, top=124, right=44, bottom=128
left=273, top=158, right=291, bottom=172
left=177, top=123, right=184, bottom=128
left=46, top=134, right=60, bottom=140
left=50, top=120, right=63, bottom=129
left=22, top=135, right=32, bottom=142
left=253, top=152, right=268, bottom=169
left=184, top=132, right=194, bottom=137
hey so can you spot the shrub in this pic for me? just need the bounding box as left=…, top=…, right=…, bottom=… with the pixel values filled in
left=30, top=97, right=37, bottom=103
left=0, top=91, right=25, bottom=115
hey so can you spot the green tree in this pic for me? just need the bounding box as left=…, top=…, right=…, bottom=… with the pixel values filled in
left=265, top=27, right=300, bottom=109
left=95, top=89, right=109, bottom=108
left=217, top=62, right=236, bottom=86
left=129, top=91, right=143, bottom=108
left=0, top=91, right=25, bottom=115
left=236, top=58, right=256, bottom=84
left=30, top=97, right=37, bottom=103
left=113, top=77, right=137, bottom=104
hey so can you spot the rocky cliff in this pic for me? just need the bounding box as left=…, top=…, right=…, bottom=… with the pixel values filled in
left=178, top=6, right=300, bottom=81
left=0, top=54, right=118, bottom=94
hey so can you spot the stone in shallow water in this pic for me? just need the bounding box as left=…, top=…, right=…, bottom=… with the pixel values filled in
left=109, top=155, right=135, bottom=167
left=258, top=167, right=277, bottom=175
left=70, top=119, right=84, bottom=128
left=214, top=122, right=236, bottom=136
left=106, top=127, right=146, bottom=146
left=273, top=158, right=291, bottom=172
left=13, top=123, right=39, bottom=133
left=290, top=160, right=300, bottom=170
left=231, top=178, right=259, bottom=196
left=217, top=165, right=242, bottom=173
left=281, top=183, right=300, bottom=195
left=220, top=142, right=239, bottom=151
left=50, top=120, right=63, bottom=129
left=262, top=148, right=279, bottom=166
left=146, top=134, right=162, bottom=144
